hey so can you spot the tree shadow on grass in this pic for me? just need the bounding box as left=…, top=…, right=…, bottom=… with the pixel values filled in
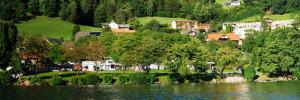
left=39, top=76, right=52, bottom=79
left=59, top=72, right=86, bottom=78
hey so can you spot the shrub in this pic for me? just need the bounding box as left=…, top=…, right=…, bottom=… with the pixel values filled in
left=102, top=74, right=113, bottom=84
left=144, top=74, right=156, bottom=84
left=292, top=70, right=300, bottom=79
left=129, top=73, right=157, bottom=84
left=83, top=74, right=100, bottom=85
left=69, top=77, right=82, bottom=85
left=117, top=75, right=129, bottom=84
left=158, top=76, right=173, bottom=84
left=243, top=67, right=256, bottom=81
left=30, top=76, right=42, bottom=85
left=0, top=71, right=13, bottom=85
left=49, top=76, right=65, bottom=85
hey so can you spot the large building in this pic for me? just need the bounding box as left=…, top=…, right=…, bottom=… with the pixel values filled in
left=171, top=20, right=210, bottom=36
left=223, top=19, right=294, bottom=39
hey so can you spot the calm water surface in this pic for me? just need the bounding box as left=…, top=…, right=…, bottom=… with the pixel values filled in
left=1, top=81, right=300, bottom=100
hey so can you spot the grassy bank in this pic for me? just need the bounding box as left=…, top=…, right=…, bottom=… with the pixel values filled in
left=17, top=16, right=100, bottom=40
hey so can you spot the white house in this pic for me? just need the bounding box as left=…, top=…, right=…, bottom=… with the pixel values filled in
left=230, top=0, right=241, bottom=6
left=270, top=20, right=294, bottom=30
left=223, top=20, right=294, bottom=39
left=108, top=20, right=119, bottom=29
left=82, top=61, right=101, bottom=71
left=98, top=60, right=121, bottom=71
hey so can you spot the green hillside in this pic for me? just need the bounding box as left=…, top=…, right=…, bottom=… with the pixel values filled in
left=136, top=17, right=186, bottom=25
left=17, top=16, right=100, bottom=40
left=240, top=13, right=298, bottom=22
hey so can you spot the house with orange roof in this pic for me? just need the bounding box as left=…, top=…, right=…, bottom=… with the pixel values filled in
left=206, top=33, right=241, bottom=45
left=171, top=20, right=210, bottom=31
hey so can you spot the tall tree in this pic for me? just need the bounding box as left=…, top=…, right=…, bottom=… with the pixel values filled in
left=28, top=0, right=40, bottom=15
left=0, top=0, right=16, bottom=20
left=94, top=4, right=107, bottom=26
left=82, top=0, right=99, bottom=25
left=59, top=0, right=70, bottom=20
left=0, top=22, right=18, bottom=70
left=69, top=0, right=83, bottom=24
left=215, top=47, right=241, bottom=78
left=41, top=0, right=60, bottom=17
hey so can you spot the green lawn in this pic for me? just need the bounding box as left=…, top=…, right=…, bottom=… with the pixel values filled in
left=136, top=17, right=186, bottom=25
left=240, top=13, right=297, bottom=22
left=216, top=0, right=231, bottom=4
left=17, top=16, right=100, bottom=40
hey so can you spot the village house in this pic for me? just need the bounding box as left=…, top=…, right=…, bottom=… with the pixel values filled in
left=108, top=20, right=136, bottom=33
left=171, top=20, right=210, bottom=36
left=223, top=19, right=294, bottom=39
left=75, top=31, right=101, bottom=41
left=98, top=59, right=121, bottom=71
left=206, top=33, right=241, bottom=45
left=222, top=0, right=241, bottom=6
left=81, top=59, right=121, bottom=71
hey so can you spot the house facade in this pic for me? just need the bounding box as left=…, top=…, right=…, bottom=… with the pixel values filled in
left=171, top=20, right=210, bottom=36
left=81, top=59, right=121, bottom=71
left=98, top=59, right=121, bottom=71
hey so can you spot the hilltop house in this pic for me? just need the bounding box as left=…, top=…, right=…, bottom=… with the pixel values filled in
left=206, top=33, right=241, bottom=45
left=108, top=20, right=136, bottom=33
left=171, top=20, right=210, bottom=36
left=223, top=19, right=294, bottom=39
left=223, top=0, right=241, bottom=6
left=75, top=31, right=101, bottom=41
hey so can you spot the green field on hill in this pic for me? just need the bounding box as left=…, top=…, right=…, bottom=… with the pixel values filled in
left=17, top=16, right=100, bottom=40
left=240, top=13, right=298, bottom=22
left=136, top=17, right=186, bottom=25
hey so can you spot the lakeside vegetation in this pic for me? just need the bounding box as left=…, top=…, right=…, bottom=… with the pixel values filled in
left=1, top=0, right=300, bottom=86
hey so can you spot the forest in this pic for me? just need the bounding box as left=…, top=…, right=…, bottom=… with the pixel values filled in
left=1, top=0, right=300, bottom=26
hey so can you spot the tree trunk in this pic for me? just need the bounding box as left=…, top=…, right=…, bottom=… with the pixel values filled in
left=220, top=66, right=226, bottom=79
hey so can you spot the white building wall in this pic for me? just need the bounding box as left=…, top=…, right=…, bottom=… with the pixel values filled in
left=109, top=21, right=119, bottom=29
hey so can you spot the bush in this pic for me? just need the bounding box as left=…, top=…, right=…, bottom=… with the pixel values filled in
left=69, top=77, right=81, bottom=85
left=158, top=76, right=173, bottom=84
left=49, top=76, right=65, bottom=85
left=83, top=74, right=100, bottom=85
left=129, top=73, right=156, bottom=84
left=292, top=70, right=300, bottom=79
left=30, top=76, right=42, bottom=85
left=0, top=71, right=13, bottom=85
left=117, top=75, right=128, bottom=84
left=102, top=74, right=113, bottom=84
left=243, top=67, right=256, bottom=81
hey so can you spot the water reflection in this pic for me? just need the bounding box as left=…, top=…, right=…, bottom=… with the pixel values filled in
left=1, top=81, right=300, bottom=100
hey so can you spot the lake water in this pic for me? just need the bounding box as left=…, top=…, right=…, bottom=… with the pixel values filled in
left=1, top=81, right=300, bottom=100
